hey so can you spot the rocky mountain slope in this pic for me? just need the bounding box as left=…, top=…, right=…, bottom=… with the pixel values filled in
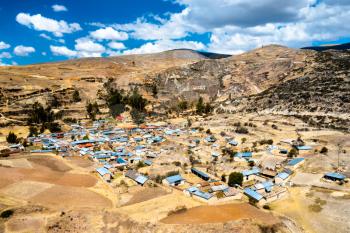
left=0, top=45, right=349, bottom=130
left=217, top=50, right=350, bottom=130
left=0, top=49, right=210, bottom=123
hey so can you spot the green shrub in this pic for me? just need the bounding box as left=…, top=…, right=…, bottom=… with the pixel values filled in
left=228, top=172, right=243, bottom=187
left=1, top=209, right=14, bottom=218
left=6, top=132, right=18, bottom=144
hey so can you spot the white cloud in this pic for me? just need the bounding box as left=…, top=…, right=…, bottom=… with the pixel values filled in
left=0, top=41, right=10, bottom=50
left=50, top=45, right=77, bottom=57
left=90, top=27, right=128, bottom=41
left=75, top=37, right=105, bottom=53
left=206, top=2, right=350, bottom=53
left=122, top=39, right=206, bottom=55
left=51, top=37, right=106, bottom=58
left=52, top=4, right=68, bottom=12
left=113, top=0, right=350, bottom=54
left=0, top=52, right=12, bottom=59
left=16, top=13, right=81, bottom=37
left=13, top=45, right=35, bottom=56
left=39, top=33, right=52, bottom=40
left=108, top=41, right=126, bottom=50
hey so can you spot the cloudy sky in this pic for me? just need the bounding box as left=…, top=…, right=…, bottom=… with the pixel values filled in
left=0, top=0, right=349, bottom=65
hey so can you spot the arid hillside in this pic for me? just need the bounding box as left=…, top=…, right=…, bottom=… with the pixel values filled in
left=0, top=45, right=349, bottom=130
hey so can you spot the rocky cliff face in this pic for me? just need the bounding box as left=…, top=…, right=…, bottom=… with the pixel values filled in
left=217, top=50, right=350, bottom=130
left=152, top=45, right=311, bottom=105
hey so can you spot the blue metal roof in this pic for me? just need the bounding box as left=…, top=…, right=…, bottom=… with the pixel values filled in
left=242, top=167, right=260, bottom=176
left=96, top=167, right=112, bottom=176
left=228, top=140, right=238, bottom=146
left=287, top=158, right=305, bottom=166
left=277, top=172, right=290, bottom=180
left=296, top=145, right=312, bottom=150
left=187, top=186, right=199, bottom=193
left=324, top=172, right=346, bottom=180
left=166, top=174, right=183, bottom=184
left=193, top=190, right=212, bottom=200
left=135, top=175, right=148, bottom=185
left=205, top=136, right=216, bottom=142
left=244, top=188, right=263, bottom=201
left=117, top=157, right=127, bottom=164
left=235, top=152, right=252, bottom=158
left=104, top=163, right=113, bottom=169
left=144, top=160, right=152, bottom=166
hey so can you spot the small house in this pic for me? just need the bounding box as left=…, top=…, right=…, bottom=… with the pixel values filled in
left=96, top=167, right=112, bottom=182
left=275, top=172, right=291, bottom=184
left=323, top=172, right=346, bottom=182
left=191, top=167, right=210, bottom=181
left=244, top=188, right=264, bottom=203
left=242, top=167, right=260, bottom=181
left=286, top=157, right=305, bottom=170
left=163, top=174, right=185, bottom=186
left=125, top=170, right=148, bottom=186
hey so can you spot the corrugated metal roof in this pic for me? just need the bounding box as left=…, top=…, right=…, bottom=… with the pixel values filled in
left=191, top=167, right=210, bottom=179
left=296, top=146, right=312, bottom=150
left=193, top=190, right=212, bottom=200
left=244, top=188, right=263, bottom=201
left=287, top=158, right=305, bottom=166
left=96, top=167, right=112, bottom=176
left=324, top=172, right=346, bottom=180
left=242, top=167, right=260, bottom=176
left=235, top=152, right=252, bottom=158
left=135, top=175, right=148, bottom=184
left=166, top=174, right=183, bottom=184
left=187, top=186, right=199, bottom=193
left=277, top=172, right=290, bottom=180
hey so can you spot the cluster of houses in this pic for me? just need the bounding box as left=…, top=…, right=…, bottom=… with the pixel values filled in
left=2, top=119, right=348, bottom=205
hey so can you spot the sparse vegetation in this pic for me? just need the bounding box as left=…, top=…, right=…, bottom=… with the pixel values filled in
left=0, top=209, right=14, bottom=219
left=235, top=126, right=249, bottom=134
left=72, top=89, right=81, bottom=102
left=6, top=131, right=18, bottom=144
left=288, top=148, right=298, bottom=158
left=320, top=146, right=328, bottom=154
left=228, top=172, right=243, bottom=187
left=86, top=101, right=99, bottom=120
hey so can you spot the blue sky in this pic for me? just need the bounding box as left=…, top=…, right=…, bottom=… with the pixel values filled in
left=0, top=0, right=349, bottom=65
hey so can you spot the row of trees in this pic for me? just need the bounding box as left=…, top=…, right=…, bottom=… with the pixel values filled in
left=86, top=83, right=148, bottom=124
left=27, top=102, right=62, bottom=133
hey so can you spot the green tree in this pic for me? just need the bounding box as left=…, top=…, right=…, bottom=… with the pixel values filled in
left=130, top=109, right=145, bottom=125
left=27, top=102, right=54, bottom=124
left=6, top=132, right=18, bottom=144
left=221, top=174, right=226, bottom=182
left=151, top=84, right=158, bottom=98
left=320, top=147, right=328, bottom=154
left=51, top=95, right=61, bottom=108
left=196, top=97, right=205, bottom=114
left=72, top=90, right=81, bottom=102
left=228, top=172, right=243, bottom=187
left=178, top=100, right=188, bottom=111
left=128, top=88, right=148, bottom=111
left=86, top=101, right=99, bottom=120
left=28, top=126, right=38, bottom=137
left=288, top=148, right=298, bottom=158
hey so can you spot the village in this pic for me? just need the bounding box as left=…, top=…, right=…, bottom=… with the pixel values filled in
left=1, top=113, right=348, bottom=210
